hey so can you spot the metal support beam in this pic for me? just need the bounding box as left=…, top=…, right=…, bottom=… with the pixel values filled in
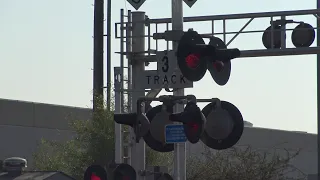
left=239, top=47, right=320, bottom=58
left=226, top=18, right=254, bottom=46
left=131, top=11, right=146, bottom=180
left=172, top=0, right=186, bottom=180
left=146, top=9, right=320, bottom=24
left=127, top=10, right=133, bottom=112
left=114, top=67, right=123, bottom=164
left=120, top=9, right=125, bottom=112
left=316, top=0, right=320, bottom=179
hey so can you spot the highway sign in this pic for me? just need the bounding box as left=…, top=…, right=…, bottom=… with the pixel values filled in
left=139, top=51, right=193, bottom=89
left=165, top=124, right=187, bottom=143
left=183, top=0, right=198, bottom=8
left=127, top=0, right=146, bottom=10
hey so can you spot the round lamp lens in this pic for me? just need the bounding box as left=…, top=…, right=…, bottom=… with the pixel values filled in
left=213, top=61, right=224, bottom=72
left=187, top=122, right=199, bottom=133
left=91, top=173, right=101, bottom=180
left=186, top=54, right=200, bottom=69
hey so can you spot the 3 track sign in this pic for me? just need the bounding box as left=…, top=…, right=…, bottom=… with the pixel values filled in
left=140, top=50, right=193, bottom=89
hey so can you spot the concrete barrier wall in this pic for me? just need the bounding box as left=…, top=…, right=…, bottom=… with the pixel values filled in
left=0, top=98, right=92, bottom=130
left=0, top=125, right=75, bottom=167
left=0, top=98, right=317, bottom=176
left=0, top=98, right=92, bottom=167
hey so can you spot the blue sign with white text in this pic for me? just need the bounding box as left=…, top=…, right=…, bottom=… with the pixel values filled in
left=165, top=124, right=187, bottom=143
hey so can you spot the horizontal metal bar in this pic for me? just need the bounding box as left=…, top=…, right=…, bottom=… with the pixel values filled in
left=114, top=88, right=149, bottom=92
left=114, top=50, right=157, bottom=55
left=135, top=55, right=157, bottom=62
left=145, top=9, right=320, bottom=24
left=146, top=89, right=162, bottom=98
left=116, top=27, right=318, bottom=42
left=239, top=47, right=320, bottom=58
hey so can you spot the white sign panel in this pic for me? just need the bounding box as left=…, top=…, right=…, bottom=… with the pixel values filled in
left=127, top=0, right=146, bottom=10
left=140, top=51, right=193, bottom=89
left=183, top=0, right=198, bottom=7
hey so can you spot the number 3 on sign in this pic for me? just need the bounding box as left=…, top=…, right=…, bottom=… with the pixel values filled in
left=162, top=55, right=169, bottom=73
left=157, top=50, right=175, bottom=75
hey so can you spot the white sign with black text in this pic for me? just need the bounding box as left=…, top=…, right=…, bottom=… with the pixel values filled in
left=140, top=51, right=193, bottom=89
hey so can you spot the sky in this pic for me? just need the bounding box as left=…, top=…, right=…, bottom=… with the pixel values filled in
left=0, top=0, right=318, bottom=133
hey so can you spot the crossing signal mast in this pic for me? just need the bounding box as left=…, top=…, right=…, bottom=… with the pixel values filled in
left=113, top=1, right=320, bottom=180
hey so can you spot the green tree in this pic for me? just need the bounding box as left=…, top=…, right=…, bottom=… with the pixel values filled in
left=33, top=96, right=172, bottom=179
left=187, top=146, right=306, bottom=180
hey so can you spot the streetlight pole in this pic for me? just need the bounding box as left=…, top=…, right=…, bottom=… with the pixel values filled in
left=93, top=0, right=104, bottom=111
left=106, top=0, right=112, bottom=110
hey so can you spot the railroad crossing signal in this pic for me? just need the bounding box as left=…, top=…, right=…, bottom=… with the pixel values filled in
left=262, top=20, right=315, bottom=49
left=201, top=100, right=244, bottom=150
left=114, top=96, right=244, bottom=152
left=114, top=163, right=136, bottom=180
left=144, top=105, right=174, bottom=152
left=114, top=112, right=150, bottom=142
left=156, top=98, right=243, bottom=150
left=176, top=29, right=241, bottom=86
left=169, top=101, right=206, bottom=144
left=84, top=165, right=108, bottom=180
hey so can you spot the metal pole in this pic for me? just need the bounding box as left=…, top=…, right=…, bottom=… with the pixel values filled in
left=280, top=16, right=286, bottom=49
left=106, top=0, right=112, bottom=110
left=126, top=11, right=133, bottom=164
left=120, top=9, right=125, bottom=112
left=317, top=0, right=320, bottom=178
left=127, top=10, right=133, bottom=112
left=93, top=0, right=104, bottom=110
left=131, top=12, right=146, bottom=180
left=171, top=0, right=186, bottom=180
left=114, top=67, right=123, bottom=164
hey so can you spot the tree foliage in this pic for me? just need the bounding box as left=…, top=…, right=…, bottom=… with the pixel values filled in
left=187, top=145, right=306, bottom=180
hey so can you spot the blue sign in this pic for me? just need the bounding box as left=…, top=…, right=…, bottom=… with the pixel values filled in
left=165, top=124, right=187, bottom=143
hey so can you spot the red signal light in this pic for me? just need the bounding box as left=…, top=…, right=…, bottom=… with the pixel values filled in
left=186, top=54, right=200, bottom=69
left=91, top=173, right=101, bottom=180
left=187, top=122, right=199, bottom=134
left=84, top=165, right=107, bottom=180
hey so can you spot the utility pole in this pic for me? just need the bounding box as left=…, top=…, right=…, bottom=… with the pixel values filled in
left=106, top=0, right=112, bottom=110
left=93, top=0, right=104, bottom=111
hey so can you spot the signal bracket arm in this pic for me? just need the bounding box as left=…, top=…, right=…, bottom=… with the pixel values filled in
left=136, top=95, right=221, bottom=111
